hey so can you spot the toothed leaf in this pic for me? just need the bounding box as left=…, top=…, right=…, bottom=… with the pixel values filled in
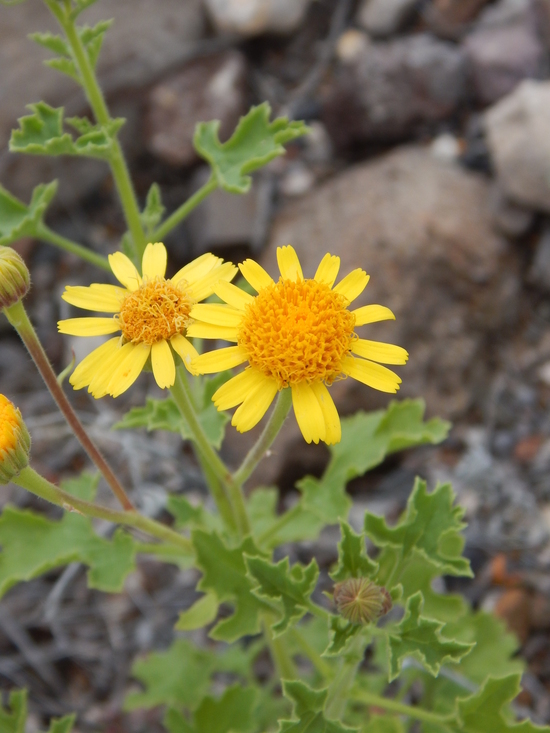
left=0, top=181, right=57, bottom=245
left=330, top=522, right=378, bottom=582
left=279, top=681, right=356, bottom=733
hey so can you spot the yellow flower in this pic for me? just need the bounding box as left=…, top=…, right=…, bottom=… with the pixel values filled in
left=0, top=394, right=31, bottom=484
left=58, top=243, right=236, bottom=398
left=189, top=245, right=408, bottom=445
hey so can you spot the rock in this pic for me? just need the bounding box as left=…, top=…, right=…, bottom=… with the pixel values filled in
left=528, top=225, right=550, bottom=290
left=425, top=0, right=493, bottom=36
left=463, top=0, right=544, bottom=105
left=489, top=184, right=535, bottom=237
left=145, top=51, right=248, bottom=168
left=223, top=146, right=520, bottom=487
left=202, top=0, right=313, bottom=37
left=0, top=0, right=205, bottom=204
left=322, top=33, right=468, bottom=149
left=484, top=80, right=550, bottom=212
left=357, top=0, right=418, bottom=38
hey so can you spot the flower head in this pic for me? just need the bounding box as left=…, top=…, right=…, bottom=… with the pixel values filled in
left=0, top=247, right=30, bottom=309
left=0, top=394, right=31, bottom=484
left=334, top=578, right=392, bottom=625
left=58, top=243, right=236, bottom=398
left=190, top=246, right=407, bottom=444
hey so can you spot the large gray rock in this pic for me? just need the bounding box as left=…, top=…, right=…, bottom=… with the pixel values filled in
left=322, top=33, right=468, bottom=149
left=463, top=0, right=544, bottom=105
left=357, top=0, right=418, bottom=37
left=0, top=0, right=205, bottom=204
left=223, top=146, right=519, bottom=485
left=202, top=0, right=312, bottom=36
left=484, top=80, right=550, bottom=212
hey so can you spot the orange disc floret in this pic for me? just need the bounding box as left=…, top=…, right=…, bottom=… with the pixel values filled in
left=238, top=278, right=356, bottom=389
left=0, top=394, right=31, bottom=484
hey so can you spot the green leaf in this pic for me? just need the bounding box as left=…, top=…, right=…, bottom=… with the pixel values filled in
left=0, top=689, right=75, bottom=733
left=192, top=530, right=265, bottom=642
left=246, top=555, right=319, bottom=636
left=0, top=181, right=57, bottom=246
left=167, top=495, right=222, bottom=532
left=29, top=32, right=70, bottom=58
left=364, top=720, right=405, bottom=733
left=194, top=102, right=308, bottom=194
left=280, top=681, right=355, bottom=733
left=115, top=375, right=230, bottom=449
left=387, top=592, right=474, bottom=681
left=248, top=488, right=324, bottom=548
left=125, top=639, right=214, bottom=711
left=0, top=506, right=136, bottom=595
left=330, top=522, right=378, bottom=582
left=10, top=102, right=123, bottom=159
left=60, top=470, right=99, bottom=502
left=79, top=20, right=112, bottom=68
left=365, top=479, right=472, bottom=578
left=175, top=593, right=219, bottom=631
left=44, top=58, right=80, bottom=83
left=178, top=685, right=257, bottom=733
left=141, top=183, right=165, bottom=235
left=323, top=616, right=361, bottom=657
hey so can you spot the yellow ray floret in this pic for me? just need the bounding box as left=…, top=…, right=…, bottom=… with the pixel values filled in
left=191, top=245, right=407, bottom=445
left=57, top=242, right=236, bottom=398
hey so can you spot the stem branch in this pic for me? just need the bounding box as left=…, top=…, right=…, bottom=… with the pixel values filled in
left=37, top=224, right=111, bottom=272
left=153, top=177, right=218, bottom=242
left=349, top=688, right=453, bottom=724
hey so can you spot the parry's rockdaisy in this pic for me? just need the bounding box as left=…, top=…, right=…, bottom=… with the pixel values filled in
left=189, top=245, right=408, bottom=445
left=58, top=242, right=236, bottom=398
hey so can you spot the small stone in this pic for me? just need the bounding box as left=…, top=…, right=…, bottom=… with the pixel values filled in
left=357, top=0, right=418, bottom=38
left=279, top=163, right=315, bottom=197
left=430, top=133, right=462, bottom=162
left=484, top=80, right=550, bottom=212
left=145, top=51, right=248, bottom=168
left=336, top=29, right=369, bottom=63
left=203, top=0, right=313, bottom=36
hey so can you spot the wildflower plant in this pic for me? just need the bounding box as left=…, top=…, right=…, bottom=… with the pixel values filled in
left=0, top=0, right=544, bottom=731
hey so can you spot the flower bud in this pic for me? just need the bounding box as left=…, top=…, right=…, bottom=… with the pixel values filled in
left=0, top=247, right=30, bottom=309
left=333, top=578, right=392, bottom=625
left=0, top=394, right=31, bottom=484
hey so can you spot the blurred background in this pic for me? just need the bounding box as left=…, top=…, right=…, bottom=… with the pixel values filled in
left=4, top=0, right=550, bottom=728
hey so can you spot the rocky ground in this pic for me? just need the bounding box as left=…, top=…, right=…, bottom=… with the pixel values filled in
left=4, top=0, right=550, bottom=728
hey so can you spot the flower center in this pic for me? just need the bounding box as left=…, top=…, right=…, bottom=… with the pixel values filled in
left=238, top=278, right=356, bottom=388
left=118, top=278, right=193, bottom=345
left=0, top=395, right=19, bottom=452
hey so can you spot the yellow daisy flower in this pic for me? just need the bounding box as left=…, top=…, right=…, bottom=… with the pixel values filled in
left=58, top=242, right=236, bottom=398
left=189, top=245, right=408, bottom=445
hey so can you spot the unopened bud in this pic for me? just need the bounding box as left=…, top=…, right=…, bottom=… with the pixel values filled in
left=0, top=247, right=30, bottom=309
left=0, top=394, right=31, bottom=484
left=333, top=578, right=392, bottom=625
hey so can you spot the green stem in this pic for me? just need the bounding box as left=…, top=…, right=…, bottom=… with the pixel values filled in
left=349, top=688, right=452, bottom=725
left=170, top=368, right=239, bottom=534
left=153, top=177, right=218, bottom=242
left=325, top=634, right=365, bottom=720
left=306, top=600, right=331, bottom=621
left=4, top=300, right=135, bottom=511
left=233, top=389, right=293, bottom=487
left=257, top=503, right=302, bottom=548
left=37, top=224, right=111, bottom=272
left=263, top=615, right=297, bottom=681
left=15, top=466, right=193, bottom=553
left=59, top=13, right=147, bottom=263
left=289, top=627, right=333, bottom=680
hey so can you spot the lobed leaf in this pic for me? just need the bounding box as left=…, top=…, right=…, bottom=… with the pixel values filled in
left=60, top=470, right=100, bottom=501
left=175, top=593, right=219, bottom=631
left=279, top=681, right=356, bottom=733
left=194, top=102, right=308, bottom=194
left=165, top=685, right=257, bottom=733
left=330, top=521, right=378, bottom=582
left=0, top=689, right=75, bottom=733
left=141, top=183, right=165, bottom=234
left=323, top=616, right=361, bottom=657
left=0, top=181, right=57, bottom=246
left=167, top=495, right=222, bottom=532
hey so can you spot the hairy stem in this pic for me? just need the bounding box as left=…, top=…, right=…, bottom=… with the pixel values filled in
left=233, top=389, right=293, bottom=487
left=263, top=616, right=297, bottom=681
left=37, top=224, right=111, bottom=272
left=15, top=467, right=193, bottom=553
left=349, top=688, right=453, bottom=724
left=289, top=627, right=333, bottom=679
left=325, top=634, right=365, bottom=719
left=153, top=177, right=218, bottom=242
left=4, top=300, right=135, bottom=511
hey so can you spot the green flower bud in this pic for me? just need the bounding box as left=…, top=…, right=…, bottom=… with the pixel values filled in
left=0, top=247, right=30, bottom=309
left=0, top=394, right=31, bottom=484
left=333, top=578, right=392, bottom=625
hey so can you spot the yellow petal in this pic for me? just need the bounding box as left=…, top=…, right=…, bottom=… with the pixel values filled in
left=186, top=322, right=238, bottom=342
left=88, top=341, right=133, bottom=398
left=341, top=356, right=401, bottom=393
left=232, top=377, right=278, bottom=432
left=352, top=304, right=396, bottom=326
left=170, top=334, right=199, bottom=374
left=310, top=382, right=341, bottom=445
left=108, top=251, right=142, bottom=291
left=193, top=345, right=248, bottom=375
left=150, top=339, right=175, bottom=389
left=314, top=253, right=340, bottom=288
left=213, top=368, right=266, bottom=410
left=58, top=317, right=120, bottom=337
left=277, top=245, right=303, bottom=281
left=291, top=382, right=326, bottom=444
left=190, top=303, right=243, bottom=328
left=142, top=242, right=167, bottom=280
left=351, top=339, right=408, bottom=365
left=239, top=259, right=274, bottom=293
left=333, top=269, right=370, bottom=303
left=213, top=280, right=254, bottom=310
left=171, top=253, right=222, bottom=287
left=108, top=342, right=151, bottom=397
left=69, top=337, right=120, bottom=390
left=62, top=284, right=127, bottom=312
left=187, top=262, right=238, bottom=302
